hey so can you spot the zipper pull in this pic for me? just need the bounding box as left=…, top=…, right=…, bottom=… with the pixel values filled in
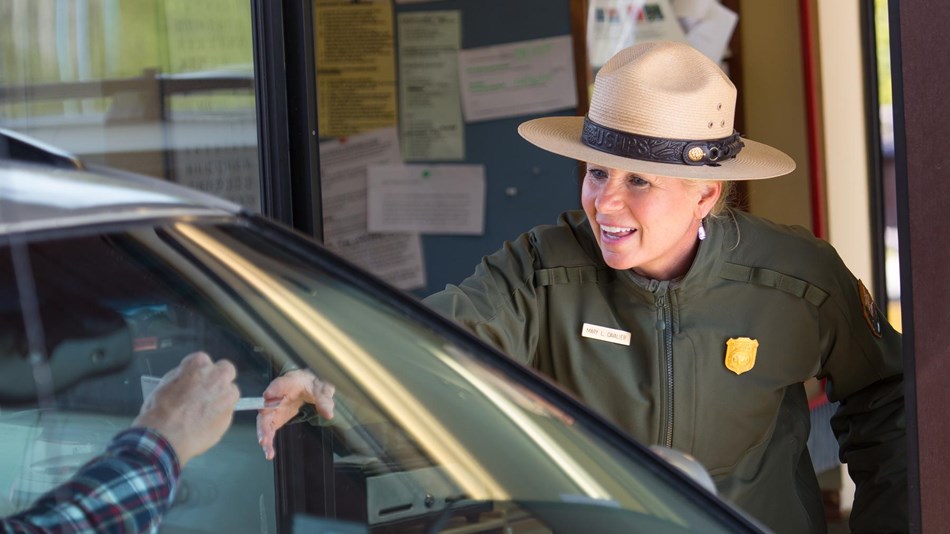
left=654, top=283, right=669, bottom=330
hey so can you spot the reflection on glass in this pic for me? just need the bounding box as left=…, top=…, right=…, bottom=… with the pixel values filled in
left=0, top=0, right=261, bottom=211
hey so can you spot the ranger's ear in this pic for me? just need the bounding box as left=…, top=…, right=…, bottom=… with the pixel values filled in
left=695, top=181, right=723, bottom=219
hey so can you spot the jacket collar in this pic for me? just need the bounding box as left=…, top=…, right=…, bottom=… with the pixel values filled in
left=611, top=212, right=730, bottom=299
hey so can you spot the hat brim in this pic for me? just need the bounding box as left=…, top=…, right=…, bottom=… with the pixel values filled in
left=519, top=117, right=796, bottom=181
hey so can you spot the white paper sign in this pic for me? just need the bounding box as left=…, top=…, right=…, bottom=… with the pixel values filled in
left=681, top=2, right=738, bottom=63
left=319, top=128, right=427, bottom=290
left=173, top=145, right=261, bottom=212
left=367, top=164, right=485, bottom=235
left=587, top=0, right=644, bottom=68
left=397, top=10, right=464, bottom=161
left=458, top=35, right=577, bottom=122
left=670, top=0, right=714, bottom=19
left=630, top=0, right=688, bottom=44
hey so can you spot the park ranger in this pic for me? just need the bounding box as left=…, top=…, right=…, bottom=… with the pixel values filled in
left=423, top=41, right=905, bottom=533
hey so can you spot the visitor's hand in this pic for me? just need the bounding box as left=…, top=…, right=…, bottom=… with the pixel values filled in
left=133, top=352, right=239, bottom=467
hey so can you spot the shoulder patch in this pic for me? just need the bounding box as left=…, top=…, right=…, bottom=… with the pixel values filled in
left=857, top=279, right=883, bottom=338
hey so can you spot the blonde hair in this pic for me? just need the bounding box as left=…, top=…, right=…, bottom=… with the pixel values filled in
left=710, top=180, right=735, bottom=217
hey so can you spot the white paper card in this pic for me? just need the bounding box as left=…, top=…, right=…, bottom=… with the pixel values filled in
left=367, top=164, right=485, bottom=235
left=140, top=375, right=161, bottom=400
left=234, top=397, right=281, bottom=411
left=458, top=35, right=577, bottom=122
left=141, top=375, right=278, bottom=411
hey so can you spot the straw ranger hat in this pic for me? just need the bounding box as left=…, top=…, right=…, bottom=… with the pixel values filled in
left=519, top=40, right=795, bottom=180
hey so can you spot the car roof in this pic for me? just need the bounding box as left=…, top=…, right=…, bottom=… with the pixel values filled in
left=0, top=160, right=242, bottom=235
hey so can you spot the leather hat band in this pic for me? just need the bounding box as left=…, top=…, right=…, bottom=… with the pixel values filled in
left=581, top=117, right=745, bottom=167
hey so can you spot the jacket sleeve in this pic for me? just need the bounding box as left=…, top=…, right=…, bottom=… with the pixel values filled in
left=1, top=427, right=180, bottom=534
left=423, top=232, right=542, bottom=366
left=816, top=246, right=906, bottom=533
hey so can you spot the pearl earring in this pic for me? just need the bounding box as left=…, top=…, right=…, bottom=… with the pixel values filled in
left=698, top=223, right=706, bottom=241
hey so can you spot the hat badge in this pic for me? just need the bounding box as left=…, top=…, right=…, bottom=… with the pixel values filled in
left=687, top=146, right=706, bottom=162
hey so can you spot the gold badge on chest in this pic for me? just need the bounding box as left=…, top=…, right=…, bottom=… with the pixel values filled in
left=725, top=337, right=759, bottom=375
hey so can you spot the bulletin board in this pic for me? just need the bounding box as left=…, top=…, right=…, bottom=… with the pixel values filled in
left=314, top=0, right=587, bottom=298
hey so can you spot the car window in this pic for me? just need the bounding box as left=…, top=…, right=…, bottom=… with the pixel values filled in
left=0, top=218, right=751, bottom=533
left=0, top=229, right=277, bottom=533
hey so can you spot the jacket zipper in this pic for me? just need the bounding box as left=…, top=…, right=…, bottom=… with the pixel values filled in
left=653, top=281, right=674, bottom=448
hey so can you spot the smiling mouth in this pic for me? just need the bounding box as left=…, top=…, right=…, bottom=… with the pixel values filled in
left=600, top=225, right=636, bottom=239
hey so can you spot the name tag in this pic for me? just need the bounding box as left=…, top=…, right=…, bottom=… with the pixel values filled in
left=581, top=323, right=631, bottom=346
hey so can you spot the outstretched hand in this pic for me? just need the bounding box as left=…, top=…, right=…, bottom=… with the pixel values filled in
left=256, top=369, right=335, bottom=460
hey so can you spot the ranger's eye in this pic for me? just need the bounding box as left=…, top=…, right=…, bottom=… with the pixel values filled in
left=628, top=175, right=649, bottom=187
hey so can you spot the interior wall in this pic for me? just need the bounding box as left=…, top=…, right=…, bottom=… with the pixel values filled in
left=736, top=0, right=813, bottom=231
left=815, top=1, right=874, bottom=286
left=738, top=0, right=874, bottom=289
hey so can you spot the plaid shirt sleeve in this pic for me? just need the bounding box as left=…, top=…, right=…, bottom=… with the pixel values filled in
left=1, top=427, right=181, bottom=534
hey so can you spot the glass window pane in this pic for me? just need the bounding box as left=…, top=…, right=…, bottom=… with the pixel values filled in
left=0, top=0, right=261, bottom=212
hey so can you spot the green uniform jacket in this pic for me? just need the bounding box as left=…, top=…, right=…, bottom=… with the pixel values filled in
left=424, top=210, right=905, bottom=534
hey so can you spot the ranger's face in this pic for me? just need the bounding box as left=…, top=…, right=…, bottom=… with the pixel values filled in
left=581, top=164, right=717, bottom=280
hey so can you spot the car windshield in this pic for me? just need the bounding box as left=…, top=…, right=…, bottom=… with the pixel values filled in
left=0, top=217, right=746, bottom=533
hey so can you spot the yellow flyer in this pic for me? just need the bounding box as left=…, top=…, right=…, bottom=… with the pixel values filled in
left=314, top=0, right=398, bottom=137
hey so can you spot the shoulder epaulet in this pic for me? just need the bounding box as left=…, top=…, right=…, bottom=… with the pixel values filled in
left=720, top=262, right=829, bottom=307
left=533, top=266, right=613, bottom=287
